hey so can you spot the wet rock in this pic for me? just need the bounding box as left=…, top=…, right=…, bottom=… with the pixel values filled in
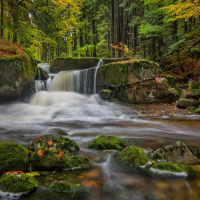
left=117, top=145, right=150, bottom=167
left=49, top=181, right=85, bottom=194
left=102, top=150, right=119, bottom=156
left=152, top=141, right=199, bottom=164
left=88, top=136, right=126, bottom=151
left=0, top=142, right=29, bottom=173
left=180, top=89, right=200, bottom=100
left=102, top=180, right=122, bottom=193
left=28, top=134, right=79, bottom=152
left=0, top=174, right=38, bottom=194
left=50, top=129, right=68, bottom=136
left=150, top=162, right=195, bottom=176
left=99, top=89, right=115, bottom=99
left=188, top=80, right=198, bottom=89
left=30, top=150, right=92, bottom=171
left=176, top=98, right=199, bottom=108
left=194, top=148, right=200, bottom=158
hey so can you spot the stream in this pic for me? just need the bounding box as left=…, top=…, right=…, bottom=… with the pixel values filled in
left=0, top=63, right=200, bottom=200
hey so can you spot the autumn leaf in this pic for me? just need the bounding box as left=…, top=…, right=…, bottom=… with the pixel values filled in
left=6, top=171, right=24, bottom=175
left=57, top=148, right=60, bottom=151
left=39, top=137, right=43, bottom=141
left=58, top=152, right=63, bottom=157
left=47, top=139, right=53, bottom=146
left=38, top=149, right=43, bottom=156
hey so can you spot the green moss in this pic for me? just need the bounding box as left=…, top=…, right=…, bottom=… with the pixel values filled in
left=194, top=108, right=200, bottom=113
left=50, top=181, right=85, bottom=194
left=30, top=150, right=92, bottom=171
left=70, top=156, right=92, bottom=169
left=150, top=162, right=195, bottom=175
left=28, top=134, right=80, bottom=152
left=88, top=136, right=125, bottom=150
left=0, top=174, right=38, bottom=194
left=152, top=151, right=163, bottom=160
left=0, top=142, right=29, bottom=173
left=30, top=150, right=71, bottom=171
left=117, top=145, right=150, bottom=167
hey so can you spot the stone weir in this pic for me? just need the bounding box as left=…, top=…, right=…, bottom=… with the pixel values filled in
left=49, top=57, right=130, bottom=73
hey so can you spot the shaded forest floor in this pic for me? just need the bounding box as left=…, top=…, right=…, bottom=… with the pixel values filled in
left=162, top=58, right=200, bottom=83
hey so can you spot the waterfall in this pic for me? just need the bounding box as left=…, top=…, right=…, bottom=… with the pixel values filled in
left=94, top=59, right=103, bottom=94
left=49, top=59, right=103, bottom=94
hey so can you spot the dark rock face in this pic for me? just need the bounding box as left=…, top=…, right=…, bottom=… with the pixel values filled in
left=49, top=57, right=130, bottom=73
left=97, top=60, right=179, bottom=104
left=35, top=68, right=49, bottom=81
left=153, top=141, right=199, bottom=164
left=0, top=58, right=36, bottom=103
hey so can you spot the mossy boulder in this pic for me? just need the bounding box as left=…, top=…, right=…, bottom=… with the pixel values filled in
left=188, top=80, right=198, bottom=89
left=0, top=174, right=38, bottom=194
left=50, top=181, right=85, bottom=194
left=153, top=141, right=199, bottom=164
left=180, top=89, right=200, bottom=100
left=88, top=136, right=126, bottom=150
left=194, top=108, right=200, bottom=113
left=99, top=89, right=115, bottom=99
left=177, top=98, right=199, bottom=108
left=30, top=150, right=91, bottom=171
left=117, top=146, right=150, bottom=167
left=28, top=134, right=79, bottom=152
left=0, top=57, right=36, bottom=103
left=150, top=162, right=195, bottom=176
left=0, top=142, right=29, bottom=173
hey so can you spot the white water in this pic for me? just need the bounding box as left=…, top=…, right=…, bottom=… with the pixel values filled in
left=94, top=59, right=103, bottom=94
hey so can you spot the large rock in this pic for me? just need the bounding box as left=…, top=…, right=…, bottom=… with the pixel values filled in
left=0, top=174, right=38, bottom=194
left=117, top=145, right=150, bottom=167
left=153, top=141, right=199, bottom=164
left=30, top=150, right=91, bottom=171
left=180, top=89, right=200, bottom=100
left=0, top=142, right=29, bottom=173
left=177, top=98, right=199, bottom=108
left=50, top=57, right=129, bottom=73
left=97, top=60, right=178, bottom=104
left=150, top=162, right=195, bottom=176
left=88, top=136, right=126, bottom=150
left=0, top=58, right=36, bottom=103
left=28, top=134, right=79, bottom=152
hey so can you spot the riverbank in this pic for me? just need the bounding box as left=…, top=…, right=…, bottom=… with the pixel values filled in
left=108, top=98, right=200, bottom=119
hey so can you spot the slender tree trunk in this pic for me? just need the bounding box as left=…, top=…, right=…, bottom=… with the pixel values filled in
left=120, top=3, right=124, bottom=56
left=92, top=18, right=96, bottom=57
left=111, top=0, right=115, bottom=58
left=117, top=0, right=120, bottom=57
left=1, top=0, right=3, bottom=38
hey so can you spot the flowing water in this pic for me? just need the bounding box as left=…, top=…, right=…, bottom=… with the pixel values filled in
left=0, top=62, right=200, bottom=200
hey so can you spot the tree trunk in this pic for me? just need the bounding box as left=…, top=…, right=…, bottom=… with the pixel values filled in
left=111, top=0, right=115, bottom=58
left=1, top=0, right=3, bottom=38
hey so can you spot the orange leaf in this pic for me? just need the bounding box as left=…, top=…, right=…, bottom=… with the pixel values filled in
left=57, top=148, right=60, bottom=151
left=47, top=139, right=53, bottom=146
left=39, top=137, right=43, bottom=141
left=58, top=152, right=63, bottom=157
left=38, top=149, right=43, bottom=156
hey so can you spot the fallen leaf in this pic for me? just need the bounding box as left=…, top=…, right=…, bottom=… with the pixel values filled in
left=47, top=139, right=53, bottom=146
left=57, top=148, right=60, bottom=151
left=38, top=149, right=43, bottom=156
left=58, top=152, right=63, bottom=157
left=39, top=137, right=43, bottom=141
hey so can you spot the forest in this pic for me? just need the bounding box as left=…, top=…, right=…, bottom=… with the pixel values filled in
left=0, top=0, right=199, bottom=79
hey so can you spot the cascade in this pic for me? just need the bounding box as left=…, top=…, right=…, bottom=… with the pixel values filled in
left=49, top=59, right=103, bottom=94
